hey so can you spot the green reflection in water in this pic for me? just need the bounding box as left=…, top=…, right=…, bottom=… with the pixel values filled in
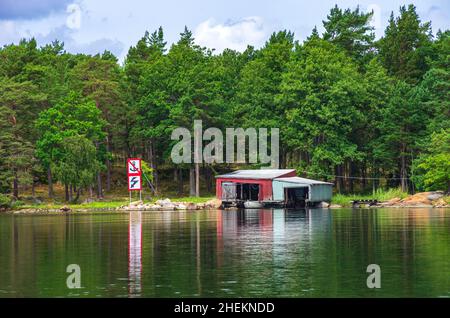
left=0, top=208, right=449, bottom=298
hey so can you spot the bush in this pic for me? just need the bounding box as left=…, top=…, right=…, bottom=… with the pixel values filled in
left=10, top=200, right=25, bottom=208
left=331, top=188, right=408, bottom=207
left=0, top=193, right=12, bottom=210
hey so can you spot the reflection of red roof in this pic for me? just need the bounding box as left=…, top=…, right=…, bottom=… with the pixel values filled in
left=216, top=169, right=296, bottom=180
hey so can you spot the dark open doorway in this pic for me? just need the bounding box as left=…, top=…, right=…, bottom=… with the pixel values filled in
left=284, top=187, right=308, bottom=208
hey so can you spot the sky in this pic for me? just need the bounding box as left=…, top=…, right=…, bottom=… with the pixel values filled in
left=0, top=0, right=448, bottom=63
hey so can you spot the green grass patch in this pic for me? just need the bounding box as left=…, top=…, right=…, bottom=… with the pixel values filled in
left=169, top=196, right=215, bottom=203
left=19, top=200, right=127, bottom=210
left=331, top=188, right=408, bottom=207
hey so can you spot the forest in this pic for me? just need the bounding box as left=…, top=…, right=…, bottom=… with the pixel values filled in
left=0, top=4, right=448, bottom=203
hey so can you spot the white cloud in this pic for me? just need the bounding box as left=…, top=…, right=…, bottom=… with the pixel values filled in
left=194, top=17, right=268, bottom=52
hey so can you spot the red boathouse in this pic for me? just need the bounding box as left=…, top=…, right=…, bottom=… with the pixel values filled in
left=215, top=169, right=296, bottom=202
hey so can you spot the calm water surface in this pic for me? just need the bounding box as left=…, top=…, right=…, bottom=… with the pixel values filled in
left=0, top=208, right=449, bottom=297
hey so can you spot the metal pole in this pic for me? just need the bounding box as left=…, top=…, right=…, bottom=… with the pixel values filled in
left=129, top=191, right=131, bottom=204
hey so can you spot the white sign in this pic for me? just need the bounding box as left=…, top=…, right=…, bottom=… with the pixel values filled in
left=128, top=175, right=142, bottom=191
left=128, top=159, right=141, bottom=174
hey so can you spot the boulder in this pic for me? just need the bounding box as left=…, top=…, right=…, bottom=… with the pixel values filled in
left=130, top=200, right=143, bottom=206
left=60, top=205, right=71, bottom=212
left=186, top=203, right=197, bottom=210
left=317, top=201, right=330, bottom=208
left=149, top=204, right=162, bottom=210
left=205, top=198, right=222, bottom=209
left=380, top=197, right=401, bottom=206
left=155, top=198, right=171, bottom=206
left=427, top=191, right=444, bottom=201
left=400, top=192, right=433, bottom=205
left=329, top=204, right=342, bottom=208
left=176, top=204, right=187, bottom=210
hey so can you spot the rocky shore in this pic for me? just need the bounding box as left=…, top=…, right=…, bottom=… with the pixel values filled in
left=117, top=198, right=223, bottom=211
left=325, top=191, right=449, bottom=208
left=2, top=192, right=448, bottom=214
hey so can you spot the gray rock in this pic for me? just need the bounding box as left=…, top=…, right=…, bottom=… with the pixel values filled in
left=427, top=192, right=444, bottom=201
left=317, top=201, right=330, bottom=208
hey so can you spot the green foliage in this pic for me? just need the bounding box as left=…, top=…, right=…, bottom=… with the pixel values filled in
left=378, top=4, right=434, bottom=83
left=412, top=129, right=450, bottom=191
left=52, top=135, right=101, bottom=191
left=332, top=188, right=408, bottom=207
left=323, top=5, right=375, bottom=64
left=0, top=193, right=11, bottom=209
left=278, top=37, right=364, bottom=177
left=0, top=5, right=448, bottom=199
left=141, top=160, right=154, bottom=182
left=35, top=92, right=106, bottom=199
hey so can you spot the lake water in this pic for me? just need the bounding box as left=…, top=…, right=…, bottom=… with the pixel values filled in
left=0, top=208, right=449, bottom=298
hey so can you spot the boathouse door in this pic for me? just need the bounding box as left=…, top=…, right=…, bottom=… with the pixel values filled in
left=284, top=187, right=308, bottom=208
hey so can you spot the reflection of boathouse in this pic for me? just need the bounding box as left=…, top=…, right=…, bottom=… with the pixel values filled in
left=216, top=169, right=333, bottom=208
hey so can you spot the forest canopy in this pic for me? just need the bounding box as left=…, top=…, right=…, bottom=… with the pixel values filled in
left=0, top=4, right=449, bottom=201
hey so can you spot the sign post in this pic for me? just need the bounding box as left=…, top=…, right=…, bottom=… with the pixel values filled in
left=127, top=158, right=142, bottom=203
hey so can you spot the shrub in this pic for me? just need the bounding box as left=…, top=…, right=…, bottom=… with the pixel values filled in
left=0, top=193, right=11, bottom=210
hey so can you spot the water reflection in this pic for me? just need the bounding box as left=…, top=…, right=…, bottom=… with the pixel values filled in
left=0, top=208, right=449, bottom=297
left=128, top=211, right=142, bottom=296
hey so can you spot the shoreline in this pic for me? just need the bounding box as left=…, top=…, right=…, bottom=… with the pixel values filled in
left=3, top=204, right=449, bottom=216
left=1, top=191, right=448, bottom=215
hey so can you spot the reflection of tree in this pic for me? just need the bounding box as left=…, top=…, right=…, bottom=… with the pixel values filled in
left=0, top=208, right=448, bottom=297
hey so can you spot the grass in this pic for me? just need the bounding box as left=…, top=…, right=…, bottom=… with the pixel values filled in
left=14, top=193, right=215, bottom=211
left=331, top=188, right=409, bottom=207
left=19, top=200, right=127, bottom=210
left=170, top=196, right=215, bottom=203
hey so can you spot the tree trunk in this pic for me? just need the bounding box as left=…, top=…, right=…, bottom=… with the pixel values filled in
left=97, top=173, right=103, bottom=198
left=106, top=135, right=112, bottom=192
left=349, top=162, right=354, bottom=193
left=336, top=165, right=344, bottom=194
left=361, top=164, right=367, bottom=193
left=106, top=159, right=111, bottom=192
left=205, top=165, right=212, bottom=193
left=178, top=168, right=183, bottom=195
left=73, top=188, right=81, bottom=203
left=149, top=138, right=158, bottom=191
left=13, top=169, right=19, bottom=199
left=47, top=167, right=54, bottom=198
left=400, top=143, right=408, bottom=193
left=189, top=167, right=195, bottom=196
left=32, top=180, right=36, bottom=198
left=195, top=162, right=200, bottom=197
left=69, top=185, right=73, bottom=202
left=65, top=184, right=69, bottom=202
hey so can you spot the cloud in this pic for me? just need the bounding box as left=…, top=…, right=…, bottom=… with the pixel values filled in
left=194, top=17, right=268, bottom=52
left=426, top=5, right=449, bottom=32
left=0, top=0, right=73, bottom=20
left=33, top=25, right=125, bottom=58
